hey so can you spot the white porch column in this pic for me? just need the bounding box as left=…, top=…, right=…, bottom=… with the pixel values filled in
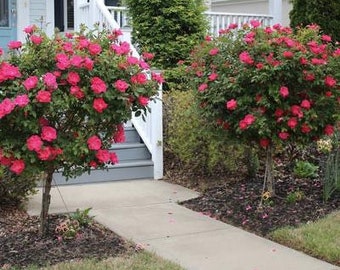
left=269, top=0, right=282, bottom=25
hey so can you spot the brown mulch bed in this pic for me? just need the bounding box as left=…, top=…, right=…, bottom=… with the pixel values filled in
left=0, top=206, right=131, bottom=269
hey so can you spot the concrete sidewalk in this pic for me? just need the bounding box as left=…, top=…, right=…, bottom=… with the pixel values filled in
left=27, top=180, right=339, bottom=270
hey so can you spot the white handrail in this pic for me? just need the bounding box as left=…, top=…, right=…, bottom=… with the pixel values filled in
left=74, top=0, right=163, bottom=180
left=204, top=11, right=274, bottom=36
left=106, top=6, right=130, bottom=28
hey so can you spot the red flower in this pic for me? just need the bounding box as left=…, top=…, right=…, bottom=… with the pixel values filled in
left=27, top=135, right=43, bottom=151
left=23, top=76, right=38, bottom=91
left=93, top=98, right=108, bottom=113
left=41, top=126, right=57, bottom=142
left=324, top=125, right=334, bottom=136
left=36, top=90, right=51, bottom=103
left=10, top=160, right=25, bottom=175
left=138, top=96, right=149, bottom=106
left=303, top=71, right=315, bottom=81
left=87, top=135, right=102, bottom=150
left=321, top=35, right=332, bottom=42
left=283, top=51, right=294, bottom=58
left=278, top=132, right=289, bottom=140
left=142, top=52, right=154, bottom=60
left=96, top=149, right=110, bottom=163
left=67, top=71, right=81, bottom=86
left=70, top=55, right=83, bottom=68
left=301, top=123, right=311, bottom=133
left=250, top=20, right=261, bottom=28
left=91, top=77, right=107, bottom=94
left=287, top=117, right=298, bottom=129
left=24, top=25, right=36, bottom=34
left=279, top=86, right=289, bottom=98
left=299, top=57, right=308, bottom=65
left=244, top=114, right=255, bottom=125
left=256, top=63, right=264, bottom=69
left=83, top=57, right=94, bottom=70
left=324, top=76, right=336, bottom=88
left=300, top=99, right=311, bottom=110
left=239, top=120, right=248, bottom=130
left=0, top=98, right=15, bottom=118
left=114, top=80, right=129, bottom=92
left=275, top=108, right=284, bottom=117
left=239, top=51, right=254, bottom=65
left=131, top=73, right=148, bottom=84
left=325, top=91, right=333, bottom=97
left=260, top=138, right=270, bottom=148
left=88, top=43, right=102, bottom=55
left=198, top=83, right=208, bottom=92
left=37, top=147, right=52, bottom=161
left=55, top=53, right=70, bottom=70
left=110, top=152, right=119, bottom=164
left=226, top=99, right=237, bottom=110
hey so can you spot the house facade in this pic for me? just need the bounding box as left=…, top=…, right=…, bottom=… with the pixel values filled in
left=0, top=0, right=73, bottom=50
left=209, top=0, right=292, bottom=26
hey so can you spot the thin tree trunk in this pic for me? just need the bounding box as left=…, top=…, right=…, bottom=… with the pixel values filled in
left=260, top=145, right=275, bottom=207
left=39, top=169, right=54, bottom=236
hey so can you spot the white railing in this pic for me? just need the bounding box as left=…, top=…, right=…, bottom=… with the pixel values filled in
left=74, top=0, right=163, bottom=180
left=106, top=6, right=129, bottom=28
left=132, top=84, right=163, bottom=180
left=204, top=11, right=274, bottom=36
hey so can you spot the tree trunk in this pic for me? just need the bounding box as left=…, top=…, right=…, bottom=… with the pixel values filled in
left=260, top=145, right=275, bottom=206
left=39, top=169, right=54, bottom=236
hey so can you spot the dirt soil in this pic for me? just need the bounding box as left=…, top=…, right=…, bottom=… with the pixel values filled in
left=0, top=206, right=131, bottom=269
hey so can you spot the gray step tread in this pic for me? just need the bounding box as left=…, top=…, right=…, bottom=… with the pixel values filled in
left=110, top=142, right=145, bottom=150
left=110, top=159, right=153, bottom=168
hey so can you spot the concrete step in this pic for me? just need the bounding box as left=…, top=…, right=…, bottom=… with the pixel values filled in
left=111, top=143, right=151, bottom=161
left=52, top=160, right=154, bottom=186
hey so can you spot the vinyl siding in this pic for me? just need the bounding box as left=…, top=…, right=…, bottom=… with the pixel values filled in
left=29, top=0, right=46, bottom=27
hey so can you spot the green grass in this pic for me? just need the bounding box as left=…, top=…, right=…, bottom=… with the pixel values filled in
left=269, top=211, right=340, bottom=266
left=21, top=251, right=185, bottom=270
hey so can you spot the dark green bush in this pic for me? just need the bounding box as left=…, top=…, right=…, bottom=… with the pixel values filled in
left=290, top=0, right=340, bottom=41
left=0, top=168, right=38, bottom=206
left=164, top=89, right=245, bottom=174
left=124, top=0, right=208, bottom=69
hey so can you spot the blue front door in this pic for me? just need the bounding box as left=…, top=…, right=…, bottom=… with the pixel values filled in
left=0, top=0, right=16, bottom=51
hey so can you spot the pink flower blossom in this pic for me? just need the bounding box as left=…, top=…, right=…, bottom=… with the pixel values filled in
left=88, top=43, right=102, bottom=55
left=283, top=51, right=294, bottom=58
left=279, top=86, right=289, bottom=98
left=324, top=125, right=334, bottom=136
left=67, top=71, right=81, bottom=86
left=138, top=96, right=149, bottom=106
left=36, top=90, right=51, bottom=103
left=228, top=23, right=238, bottom=29
left=87, top=135, right=102, bottom=150
left=127, top=56, right=139, bottom=65
left=96, top=149, right=110, bottom=163
left=70, top=55, right=83, bottom=67
left=250, top=20, right=261, bottom=28
left=83, top=57, right=94, bottom=70
left=110, top=152, right=118, bottom=164
left=23, top=76, right=39, bottom=91
left=43, top=73, right=58, bottom=90
left=37, top=147, right=52, bottom=160
left=93, top=98, right=108, bottom=113
left=142, top=52, right=154, bottom=60
left=91, top=77, right=107, bottom=94
left=70, top=86, right=85, bottom=99
left=24, top=25, right=36, bottom=34
left=208, top=73, right=218, bottom=81
left=0, top=98, right=15, bottom=118
left=151, top=72, right=165, bottom=84
left=10, top=160, right=25, bottom=174
left=113, top=124, right=125, bottom=143
left=260, top=138, right=270, bottom=148
left=14, top=94, right=29, bottom=107
left=244, top=114, right=255, bottom=125
left=226, top=99, right=237, bottom=110
left=321, top=35, right=332, bottom=42
left=275, top=108, right=284, bottom=117
left=209, top=48, right=219, bottom=55
left=287, top=117, right=298, bottom=129
left=27, top=135, right=43, bottom=151
left=131, top=73, right=148, bottom=84
left=8, top=41, right=22, bottom=50
left=78, top=38, right=90, bottom=49
left=55, top=53, right=70, bottom=70
left=111, top=42, right=130, bottom=55
left=239, top=51, right=254, bottom=65
left=41, top=126, right=57, bottom=142
left=278, top=132, right=289, bottom=140
left=311, top=58, right=326, bottom=65
left=301, top=123, right=311, bottom=133
left=324, top=76, right=336, bottom=87
left=300, top=99, right=311, bottom=109
left=198, top=83, right=208, bottom=92
left=114, top=80, right=129, bottom=92
left=291, top=105, right=303, bottom=118
left=30, top=35, right=43, bottom=45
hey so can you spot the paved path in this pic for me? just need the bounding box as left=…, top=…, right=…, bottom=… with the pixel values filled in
left=27, top=180, right=340, bottom=270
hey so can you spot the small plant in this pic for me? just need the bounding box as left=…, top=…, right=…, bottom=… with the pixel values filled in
left=293, top=160, right=319, bottom=178
left=55, top=218, right=80, bottom=240
left=69, top=207, right=94, bottom=227
left=286, top=190, right=305, bottom=204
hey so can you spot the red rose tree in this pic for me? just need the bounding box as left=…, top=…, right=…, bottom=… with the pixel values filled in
left=0, top=25, right=161, bottom=234
left=188, top=22, right=340, bottom=199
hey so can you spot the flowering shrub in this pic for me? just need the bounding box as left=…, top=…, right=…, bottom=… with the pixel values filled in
left=187, top=22, right=340, bottom=194
left=0, top=25, right=162, bottom=233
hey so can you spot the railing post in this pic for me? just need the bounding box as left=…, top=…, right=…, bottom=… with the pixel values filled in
left=89, top=0, right=97, bottom=26
left=151, top=78, right=163, bottom=180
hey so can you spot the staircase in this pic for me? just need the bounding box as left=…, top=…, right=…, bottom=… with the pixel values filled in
left=52, top=125, right=154, bottom=186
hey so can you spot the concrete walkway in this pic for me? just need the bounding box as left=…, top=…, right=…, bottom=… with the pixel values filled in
left=27, top=180, right=339, bottom=270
